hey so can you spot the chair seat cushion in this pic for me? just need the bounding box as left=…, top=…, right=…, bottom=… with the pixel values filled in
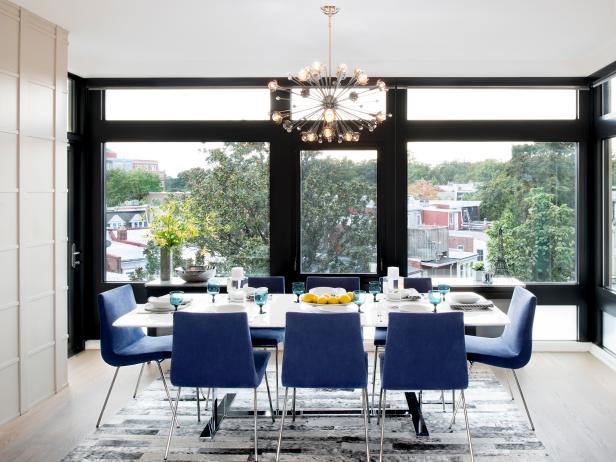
left=250, top=328, right=285, bottom=347
left=465, top=334, right=521, bottom=369
left=374, top=327, right=387, bottom=346
left=113, top=335, right=173, bottom=366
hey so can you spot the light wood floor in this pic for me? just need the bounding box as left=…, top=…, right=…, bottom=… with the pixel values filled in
left=0, top=351, right=615, bottom=462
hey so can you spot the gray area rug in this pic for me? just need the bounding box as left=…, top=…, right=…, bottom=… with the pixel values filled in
left=62, top=364, right=548, bottom=461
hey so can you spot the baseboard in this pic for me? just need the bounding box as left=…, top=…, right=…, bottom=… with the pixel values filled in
left=85, top=340, right=101, bottom=350
left=531, top=341, right=591, bottom=352
left=590, top=344, right=616, bottom=372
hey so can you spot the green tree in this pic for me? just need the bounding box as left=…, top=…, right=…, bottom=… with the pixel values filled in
left=300, top=152, right=377, bottom=273
left=106, top=169, right=162, bottom=206
left=487, top=188, right=575, bottom=282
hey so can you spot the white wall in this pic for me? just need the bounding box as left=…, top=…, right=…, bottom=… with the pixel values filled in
left=0, top=0, right=68, bottom=425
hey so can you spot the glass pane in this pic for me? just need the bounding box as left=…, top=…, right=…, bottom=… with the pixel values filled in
left=608, top=138, right=616, bottom=287
left=105, top=89, right=270, bottom=120
left=104, top=142, right=269, bottom=282
left=603, top=312, right=616, bottom=354
left=407, top=142, right=577, bottom=283
left=407, top=88, right=577, bottom=120
left=292, top=88, right=386, bottom=120
left=301, top=150, right=377, bottom=273
left=533, top=305, right=577, bottom=340
left=604, top=78, right=616, bottom=115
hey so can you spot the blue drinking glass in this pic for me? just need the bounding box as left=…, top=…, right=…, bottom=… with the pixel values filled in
left=292, top=282, right=305, bottom=303
left=207, top=281, right=220, bottom=303
left=169, top=291, right=184, bottom=312
left=353, top=290, right=366, bottom=313
left=368, top=281, right=381, bottom=302
left=428, top=290, right=441, bottom=313
left=254, top=287, right=268, bottom=314
left=438, top=284, right=450, bottom=301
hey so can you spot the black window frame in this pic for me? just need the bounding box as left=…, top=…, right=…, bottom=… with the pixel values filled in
left=79, top=76, right=592, bottom=342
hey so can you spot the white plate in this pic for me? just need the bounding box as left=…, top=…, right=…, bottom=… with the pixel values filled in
left=212, top=304, right=246, bottom=313
left=305, top=301, right=355, bottom=308
left=448, top=292, right=482, bottom=304
left=397, top=302, right=432, bottom=312
left=314, top=304, right=356, bottom=313
left=309, top=287, right=348, bottom=297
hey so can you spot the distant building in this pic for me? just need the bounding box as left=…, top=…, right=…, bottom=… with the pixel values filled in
left=106, top=204, right=151, bottom=229
left=437, top=182, right=478, bottom=201
left=105, top=147, right=167, bottom=189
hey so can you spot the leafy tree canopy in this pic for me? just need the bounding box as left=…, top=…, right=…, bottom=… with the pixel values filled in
left=106, top=168, right=162, bottom=207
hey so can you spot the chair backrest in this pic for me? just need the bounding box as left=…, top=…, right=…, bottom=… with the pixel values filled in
left=382, top=312, right=468, bottom=391
left=98, top=285, right=144, bottom=366
left=501, top=286, right=537, bottom=368
left=282, top=312, right=367, bottom=388
left=403, top=277, right=433, bottom=293
left=170, top=312, right=259, bottom=388
left=247, top=276, right=285, bottom=293
left=305, top=276, right=360, bottom=292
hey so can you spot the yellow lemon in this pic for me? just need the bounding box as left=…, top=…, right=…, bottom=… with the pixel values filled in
left=317, top=296, right=328, bottom=304
left=347, top=292, right=353, bottom=299
left=303, top=293, right=317, bottom=303
left=338, top=295, right=352, bottom=304
left=327, top=297, right=339, bottom=304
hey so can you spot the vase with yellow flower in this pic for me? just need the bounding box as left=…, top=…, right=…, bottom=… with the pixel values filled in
left=150, top=202, right=197, bottom=281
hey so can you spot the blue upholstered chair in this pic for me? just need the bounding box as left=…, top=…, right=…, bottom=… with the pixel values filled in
left=97, top=285, right=175, bottom=428
left=275, top=312, right=370, bottom=461
left=164, top=312, right=274, bottom=461
left=462, top=286, right=537, bottom=430
left=372, top=277, right=433, bottom=408
left=247, top=276, right=286, bottom=410
left=305, top=276, right=360, bottom=292
left=378, top=312, right=472, bottom=462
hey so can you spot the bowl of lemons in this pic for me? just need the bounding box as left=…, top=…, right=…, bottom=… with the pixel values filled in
left=301, top=291, right=354, bottom=308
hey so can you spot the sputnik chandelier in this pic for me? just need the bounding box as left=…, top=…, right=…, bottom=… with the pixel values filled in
left=268, top=5, right=391, bottom=143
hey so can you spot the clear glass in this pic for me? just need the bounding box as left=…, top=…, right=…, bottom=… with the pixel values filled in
left=254, top=287, right=268, bottom=314
left=604, top=78, right=616, bottom=115
left=368, top=280, right=381, bottom=302
left=602, top=311, right=616, bottom=354
left=407, top=88, right=577, bottom=120
left=104, top=142, right=270, bottom=282
left=292, top=281, right=305, bottom=303
left=607, top=138, right=616, bottom=288
left=437, top=283, right=450, bottom=301
left=105, top=89, right=270, bottom=120
left=428, top=290, right=441, bottom=311
left=352, top=290, right=366, bottom=313
left=207, top=281, right=220, bottom=303
left=407, top=141, right=577, bottom=283
left=300, top=150, right=378, bottom=274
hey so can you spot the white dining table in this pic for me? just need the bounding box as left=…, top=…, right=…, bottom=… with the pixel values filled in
left=113, top=293, right=510, bottom=329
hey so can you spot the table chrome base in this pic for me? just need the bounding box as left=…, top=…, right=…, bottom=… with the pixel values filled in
left=199, top=391, right=433, bottom=438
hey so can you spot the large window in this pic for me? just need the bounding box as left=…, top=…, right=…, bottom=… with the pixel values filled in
left=407, top=88, right=577, bottom=120
left=104, top=142, right=270, bottom=281
left=105, top=89, right=270, bottom=120
left=607, top=138, right=616, bottom=288
left=407, top=142, right=577, bottom=282
left=602, top=77, right=616, bottom=115
left=300, top=150, right=377, bottom=273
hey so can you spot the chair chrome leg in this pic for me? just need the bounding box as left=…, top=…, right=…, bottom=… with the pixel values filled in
left=204, top=387, right=211, bottom=410
left=505, top=369, right=515, bottom=400
left=133, top=363, right=145, bottom=398
left=275, top=387, right=289, bottom=462
left=254, top=388, right=259, bottom=461
left=156, top=360, right=179, bottom=427
left=452, top=390, right=455, bottom=412
left=371, top=345, right=379, bottom=410
left=196, top=387, right=201, bottom=422
left=164, top=387, right=181, bottom=461
left=96, top=367, right=119, bottom=428
left=448, top=389, right=463, bottom=430
left=379, top=389, right=387, bottom=462
left=377, top=387, right=383, bottom=425
left=461, top=390, right=474, bottom=462
left=275, top=344, right=280, bottom=412
left=441, top=390, right=445, bottom=412
left=264, top=372, right=276, bottom=423
left=292, top=387, right=296, bottom=422
left=512, top=369, right=535, bottom=430
left=362, top=388, right=370, bottom=461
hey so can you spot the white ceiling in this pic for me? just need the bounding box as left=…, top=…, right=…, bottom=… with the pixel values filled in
left=12, top=0, right=616, bottom=78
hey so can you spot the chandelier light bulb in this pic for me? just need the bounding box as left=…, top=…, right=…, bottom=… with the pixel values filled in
left=343, top=131, right=353, bottom=142
left=323, top=108, right=336, bottom=123
left=322, top=126, right=334, bottom=139
left=352, top=132, right=360, bottom=142
left=375, top=111, right=386, bottom=123
left=306, top=131, right=317, bottom=142
left=349, top=91, right=359, bottom=102
left=300, top=88, right=310, bottom=98
left=376, top=79, right=387, bottom=91
left=268, top=80, right=279, bottom=92
left=271, top=111, right=283, bottom=124
left=357, top=73, right=369, bottom=85
left=337, top=63, right=348, bottom=76
left=297, top=68, right=309, bottom=82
